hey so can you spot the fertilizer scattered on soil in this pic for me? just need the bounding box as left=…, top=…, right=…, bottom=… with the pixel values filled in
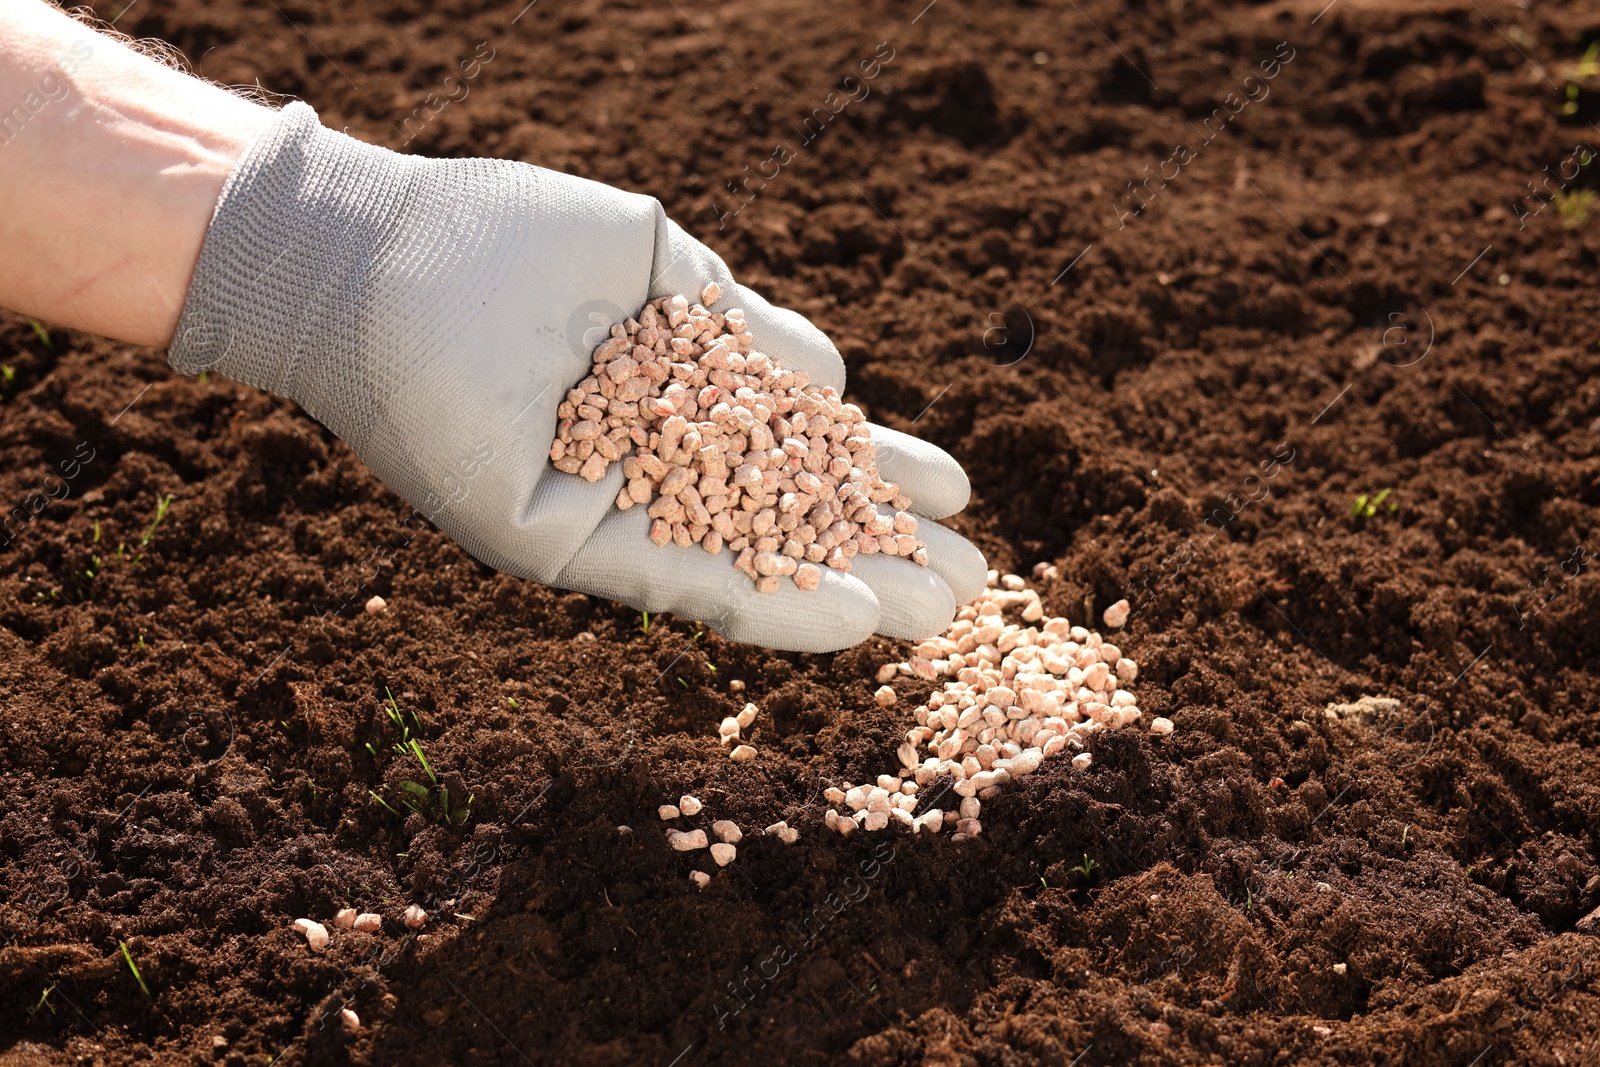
left=291, top=918, right=329, bottom=952
left=826, top=571, right=1163, bottom=839
left=668, top=828, right=709, bottom=851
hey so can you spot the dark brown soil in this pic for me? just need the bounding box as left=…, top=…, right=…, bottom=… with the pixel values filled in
left=6, top=0, right=1600, bottom=1063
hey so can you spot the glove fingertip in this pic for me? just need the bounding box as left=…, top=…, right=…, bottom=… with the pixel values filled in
left=914, top=519, right=988, bottom=606
left=848, top=555, right=957, bottom=642
left=712, top=567, right=880, bottom=653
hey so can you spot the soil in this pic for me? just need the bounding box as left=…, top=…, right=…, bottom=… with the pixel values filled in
left=5, top=0, right=1600, bottom=1063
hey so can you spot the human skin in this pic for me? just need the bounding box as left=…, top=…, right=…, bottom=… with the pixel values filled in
left=0, top=0, right=274, bottom=348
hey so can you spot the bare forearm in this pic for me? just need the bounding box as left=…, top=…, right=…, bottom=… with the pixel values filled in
left=0, top=0, right=274, bottom=348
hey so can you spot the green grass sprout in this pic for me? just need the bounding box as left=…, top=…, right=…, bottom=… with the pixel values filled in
left=1351, top=488, right=1397, bottom=519
left=29, top=984, right=57, bottom=1016
left=119, top=941, right=152, bottom=998
left=1555, top=189, right=1597, bottom=228
left=1560, top=41, right=1600, bottom=116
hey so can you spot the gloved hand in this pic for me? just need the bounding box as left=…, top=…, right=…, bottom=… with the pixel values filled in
left=169, top=102, right=986, bottom=652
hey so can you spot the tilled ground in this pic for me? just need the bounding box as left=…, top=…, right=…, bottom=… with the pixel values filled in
left=4, top=0, right=1600, bottom=1064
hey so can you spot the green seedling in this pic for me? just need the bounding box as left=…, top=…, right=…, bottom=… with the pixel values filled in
left=639, top=610, right=652, bottom=634
left=1351, top=488, right=1396, bottom=519
left=407, top=738, right=436, bottom=782
left=119, top=940, right=152, bottom=998
left=1555, top=189, right=1597, bottom=228
left=1073, top=854, right=1098, bottom=881
left=62, top=520, right=106, bottom=602
left=26, top=318, right=50, bottom=348
left=96, top=495, right=173, bottom=579
left=1401, top=825, right=1410, bottom=848
left=377, top=736, right=472, bottom=826
left=368, top=688, right=469, bottom=824
left=367, top=689, right=416, bottom=765
left=382, top=686, right=423, bottom=752
left=1560, top=41, right=1600, bottom=116
left=507, top=697, right=520, bottom=709
left=128, top=494, right=173, bottom=567
left=0, top=365, right=14, bottom=401
left=29, top=984, right=57, bottom=1017
left=85, top=522, right=103, bottom=593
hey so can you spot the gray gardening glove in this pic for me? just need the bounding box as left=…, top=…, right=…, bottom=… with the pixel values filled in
left=168, top=102, right=985, bottom=652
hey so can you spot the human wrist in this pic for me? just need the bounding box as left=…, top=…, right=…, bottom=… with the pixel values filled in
left=168, top=102, right=417, bottom=395
left=120, top=87, right=277, bottom=347
left=0, top=0, right=276, bottom=348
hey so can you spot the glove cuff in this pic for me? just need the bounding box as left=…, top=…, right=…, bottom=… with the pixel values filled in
left=167, top=101, right=415, bottom=393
